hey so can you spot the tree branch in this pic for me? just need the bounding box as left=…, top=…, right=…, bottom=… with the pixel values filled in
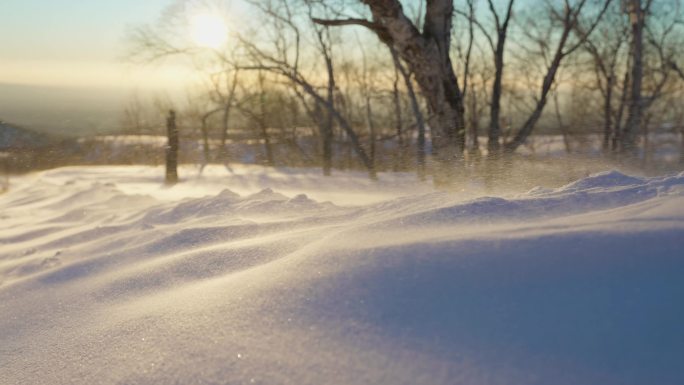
left=311, top=17, right=391, bottom=43
left=312, top=17, right=375, bottom=30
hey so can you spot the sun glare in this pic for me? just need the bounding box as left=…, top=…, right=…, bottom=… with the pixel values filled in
left=190, top=13, right=228, bottom=49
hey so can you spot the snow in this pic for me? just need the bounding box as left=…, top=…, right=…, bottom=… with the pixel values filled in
left=1, top=165, right=683, bottom=385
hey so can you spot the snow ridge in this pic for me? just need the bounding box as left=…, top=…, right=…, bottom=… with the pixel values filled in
left=1, top=166, right=683, bottom=385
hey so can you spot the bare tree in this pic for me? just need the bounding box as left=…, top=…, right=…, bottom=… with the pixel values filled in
left=356, top=41, right=378, bottom=168
left=622, top=0, right=650, bottom=154
left=240, top=0, right=376, bottom=178
left=314, top=0, right=467, bottom=181
left=454, top=0, right=479, bottom=158
left=457, top=0, right=515, bottom=156
left=235, top=72, right=276, bottom=167
left=485, top=0, right=515, bottom=155
left=671, top=61, right=684, bottom=81
left=121, top=93, right=155, bottom=136
left=619, top=0, right=678, bottom=156
left=504, top=0, right=612, bottom=152
left=129, top=4, right=244, bottom=172
left=575, top=1, right=628, bottom=152
left=390, top=47, right=427, bottom=179
left=165, top=110, right=179, bottom=184
left=311, top=17, right=336, bottom=176
left=207, top=67, right=240, bottom=163
left=390, top=50, right=405, bottom=170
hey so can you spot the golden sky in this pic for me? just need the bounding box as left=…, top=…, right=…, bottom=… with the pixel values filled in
left=0, top=0, right=240, bottom=90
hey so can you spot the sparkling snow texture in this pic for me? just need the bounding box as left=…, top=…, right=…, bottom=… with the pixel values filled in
left=1, top=166, right=683, bottom=385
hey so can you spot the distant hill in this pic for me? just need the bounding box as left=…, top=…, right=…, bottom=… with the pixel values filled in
left=0, top=82, right=126, bottom=137
left=0, top=120, right=57, bottom=150
left=0, top=120, right=83, bottom=173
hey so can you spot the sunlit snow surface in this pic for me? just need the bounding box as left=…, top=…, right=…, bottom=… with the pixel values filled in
left=1, top=165, right=683, bottom=385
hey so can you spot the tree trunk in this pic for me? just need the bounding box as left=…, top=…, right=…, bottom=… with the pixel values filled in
left=200, top=115, right=211, bottom=169
left=642, top=115, right=651, bottom=169
left=613, top=67, right=631, bottom=152
left=488, top=49, right=505, bottom=155
left=467, top=85, right=480, bottom=157
left=504, top=50, right=565, bottom=152
left=165, top=110, right=179, bottom=185
left=553, top=90, right=572, bottom=154
left=258, top=82, right=275, bottom=167
left=680, top=127, right=684, bottom=166
left=602, top=75, right=614, bottom=152
left=294, top=79, right=376, bottom=179
left=486, top=0, right=515, bottom=157
left=322, top=110, right=333, bottom=175
left=503, top=0, right=610, bottom=153
left=323, top=52, right=335, bottom=176
left=622, top=0, right=645, bottom=156
left=390, top=48, right=426, bottom=180
left=260, top=123, right=275, bottom=167
left=219, top=106, right=231, bottom=161
left=422, top=0, right=466, bottom=164
left=218, top=70, right=239, bottom=163
left=392, top=64, right=405, bottom=171
left=353, top=0, right=467, bottom=176
left=365, top=95, right=376, bottom=167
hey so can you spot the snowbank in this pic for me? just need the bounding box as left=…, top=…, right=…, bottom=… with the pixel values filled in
left=1, top=166, right=683, bottom=385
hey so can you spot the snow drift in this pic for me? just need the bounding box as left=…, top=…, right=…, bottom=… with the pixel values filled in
left=1, top=166, right=683, bottom=385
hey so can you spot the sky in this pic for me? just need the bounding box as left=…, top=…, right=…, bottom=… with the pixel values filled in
left=0, top=0, right=246, bottom=134
left=0, top=0, right=218, bottom=89
left=0, top=0, right=532, bottom=135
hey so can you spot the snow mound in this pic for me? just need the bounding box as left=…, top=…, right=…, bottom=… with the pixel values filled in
left=1, top=166, right=683, bottom=385
left=558, top=170, right=644, bottom=191
left=142, top=189, right=242, bottom=223
left=396, top=171, right=684, bottom=226
left=142, top=188, right=339, bottom=225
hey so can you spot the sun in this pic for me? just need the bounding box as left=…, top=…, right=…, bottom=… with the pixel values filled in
left=190, top=13, right=228, bottom=49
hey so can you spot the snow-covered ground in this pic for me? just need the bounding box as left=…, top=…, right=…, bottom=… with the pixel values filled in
left=1, top=165, right=683, bottom=385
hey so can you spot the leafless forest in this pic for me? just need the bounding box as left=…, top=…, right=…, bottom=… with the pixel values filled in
left=3, top=0, right=684, bottom=186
